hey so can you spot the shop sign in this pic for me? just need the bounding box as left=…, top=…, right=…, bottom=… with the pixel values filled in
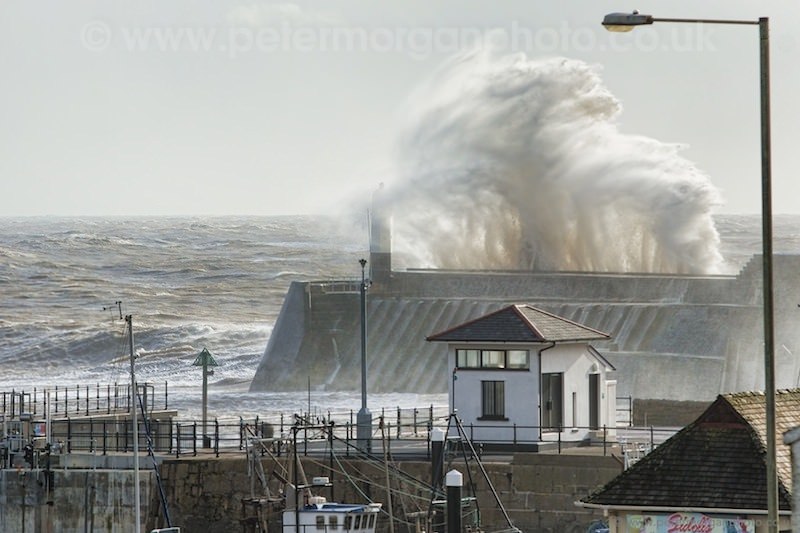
left=627, top=512, right=754, bottom=533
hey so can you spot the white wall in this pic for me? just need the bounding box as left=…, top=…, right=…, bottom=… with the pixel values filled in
left=448, top=345, right=541, bottom=443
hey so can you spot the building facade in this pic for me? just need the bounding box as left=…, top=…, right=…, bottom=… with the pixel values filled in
left=428, top=304, right=616, bottom=445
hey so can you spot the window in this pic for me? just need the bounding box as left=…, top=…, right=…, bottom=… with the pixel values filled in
left=507, top=350, right=529, bottom=369
left=456, top=349, right=480, bottom=368
left=354, top=516, right=361, bottom=530
left=316, top=516, right=326, bottom=530
left=330, top=516, right=339, bottom=529
left=456, top=349, right=529, bottom=370
left=344, top=516, right=352, bottom=531
left=481, top=380, right=505, bottom=419
left=368, top=514, right=375, bottom=528
left=482, top=350, right=505, bottom=368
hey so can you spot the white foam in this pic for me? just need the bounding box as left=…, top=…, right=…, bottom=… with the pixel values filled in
left=385, top=50, right=724, bottom=274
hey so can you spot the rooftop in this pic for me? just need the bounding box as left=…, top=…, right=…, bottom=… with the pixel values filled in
left=427, top=304, right=610, bottom=344
left=581, top=388, right=800, bottom=511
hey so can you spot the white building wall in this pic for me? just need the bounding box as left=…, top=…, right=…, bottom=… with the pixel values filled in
left=541, top=344, right=612, bottom=441
left=784, top=426, right=800, bottom=532
left=448, top=345, right=541, bottom=443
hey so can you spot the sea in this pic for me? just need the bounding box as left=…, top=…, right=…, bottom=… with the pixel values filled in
left=1, top=214, right=799, bottom=424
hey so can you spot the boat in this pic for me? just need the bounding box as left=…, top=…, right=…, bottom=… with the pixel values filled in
left=242, top=421, right=383, bottom=533
left=282, top=492, right=382, bottom=533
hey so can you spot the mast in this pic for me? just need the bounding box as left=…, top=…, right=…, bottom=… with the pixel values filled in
left=126, top=314, right=141, bottom=532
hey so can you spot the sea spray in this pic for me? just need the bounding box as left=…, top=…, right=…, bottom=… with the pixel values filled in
left=385, top=50, right=724, bottom=274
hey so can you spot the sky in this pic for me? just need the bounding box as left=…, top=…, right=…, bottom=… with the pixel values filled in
left=1, top=1, right=798, bottom=216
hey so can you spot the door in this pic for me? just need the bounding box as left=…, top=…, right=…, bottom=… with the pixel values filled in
left=542, top=373, right=563, bottom=430
left=589, top=373, right=600, bottom=430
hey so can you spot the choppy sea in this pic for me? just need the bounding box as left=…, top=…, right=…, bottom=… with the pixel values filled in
left=1, top=214, right=799, bottom=422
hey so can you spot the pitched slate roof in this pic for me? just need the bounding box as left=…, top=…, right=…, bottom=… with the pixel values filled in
left=426, top=304, right=610, bottom=343
left=581, top=389, right=800, bottom=511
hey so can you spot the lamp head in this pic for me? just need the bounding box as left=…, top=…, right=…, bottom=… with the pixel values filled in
left=602, top=11, right=654, bottom=32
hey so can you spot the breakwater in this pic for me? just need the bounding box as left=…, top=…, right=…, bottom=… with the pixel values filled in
left=251, top=255, right=800, bottom=401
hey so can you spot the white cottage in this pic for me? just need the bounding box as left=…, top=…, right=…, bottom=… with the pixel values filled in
left=427, top=304, right=616, bottom=447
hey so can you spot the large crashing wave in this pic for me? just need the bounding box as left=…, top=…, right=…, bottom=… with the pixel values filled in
left=384, top=51, right=724, bottom=274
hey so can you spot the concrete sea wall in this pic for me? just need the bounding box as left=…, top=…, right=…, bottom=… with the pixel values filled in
left=252, top=255, right=800, bottom=401
left=0, top=467, right=153, bottom=533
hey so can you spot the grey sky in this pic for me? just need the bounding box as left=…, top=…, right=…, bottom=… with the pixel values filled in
left=2, top=1, right=798, bottom=216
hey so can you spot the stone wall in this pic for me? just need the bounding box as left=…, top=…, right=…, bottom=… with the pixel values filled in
left=0, top=452, right=622, bottom=532
left=153, top=453, right=622, bottom=533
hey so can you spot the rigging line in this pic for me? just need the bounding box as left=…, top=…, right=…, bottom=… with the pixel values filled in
left=137, top=392, right=172, bottom=528
left=452, top=415, right=520, bottom=533
left=327, top=454, right=435, bottom=514
left=326, top=431, right=434, bottom=492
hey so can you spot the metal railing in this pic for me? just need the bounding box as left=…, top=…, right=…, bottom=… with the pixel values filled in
left=36, top=418, right=675, bottom=461
left=1, top=382, right=169, bottom=419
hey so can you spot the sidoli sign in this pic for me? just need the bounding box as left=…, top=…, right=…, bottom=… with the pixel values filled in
left=627, top=513, right=753, bottom=533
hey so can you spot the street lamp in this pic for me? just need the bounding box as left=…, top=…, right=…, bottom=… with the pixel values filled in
left=602, top=12, right=777, bottom=532
left=357, top=258, right=372, bottom=453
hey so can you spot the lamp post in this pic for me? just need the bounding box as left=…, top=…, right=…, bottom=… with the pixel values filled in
left=357, top=258, right=372, bottom=453
left=602, top=13, right=776, bottom=531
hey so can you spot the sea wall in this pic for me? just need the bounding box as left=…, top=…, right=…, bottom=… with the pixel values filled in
left=251, top=255, right=800, bottom=401
left=0, top=467, right=153, bottom=532
left=154, top=454, right=621, bottom=533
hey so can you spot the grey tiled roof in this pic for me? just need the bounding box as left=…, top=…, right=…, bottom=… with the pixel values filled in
left=582, top=389, right=800, bottom=511
left=426, top=304, right=610, bottom=343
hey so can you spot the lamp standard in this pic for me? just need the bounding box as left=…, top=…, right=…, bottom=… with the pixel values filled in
left=602, top=13, right=776, bottom=531
left=357, top=258, right=372, bottom=453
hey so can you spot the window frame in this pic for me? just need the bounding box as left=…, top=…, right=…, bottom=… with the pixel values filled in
left=479, top=380, right=507, bottom=420
left=455, top=348, right=529, bottom=370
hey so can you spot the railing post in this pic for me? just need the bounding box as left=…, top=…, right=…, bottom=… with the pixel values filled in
left=603, top=424, right=607, bottom=456
left=650, top=426, right=654, bottom=451
left=215, top=419, right=220, bottom=458
left=193, top=422, right=197, bottom=456
left=176, top=424, right=181, bottom=458
left=513, top=424, right=517, bottom=446
left=67, top=418, right=72, bottom=454
left=346, top=422, right=351, bottom=458
left=558, top=426, right=562, bottom=454
left=397, top=407, right=401, bottom=439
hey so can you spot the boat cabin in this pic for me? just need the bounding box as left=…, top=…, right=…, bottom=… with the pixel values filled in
left=283, top=498, right=382, bottom=533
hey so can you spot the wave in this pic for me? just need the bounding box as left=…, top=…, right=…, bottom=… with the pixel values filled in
left=381, top=51, right=723, bottom=274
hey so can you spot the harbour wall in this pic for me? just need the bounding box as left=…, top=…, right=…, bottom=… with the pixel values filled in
left=0, top=453, right=621, bottom=533
left=0, top=466, right=153, bottom=532
left=251, top=255, right=800, bottom=401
